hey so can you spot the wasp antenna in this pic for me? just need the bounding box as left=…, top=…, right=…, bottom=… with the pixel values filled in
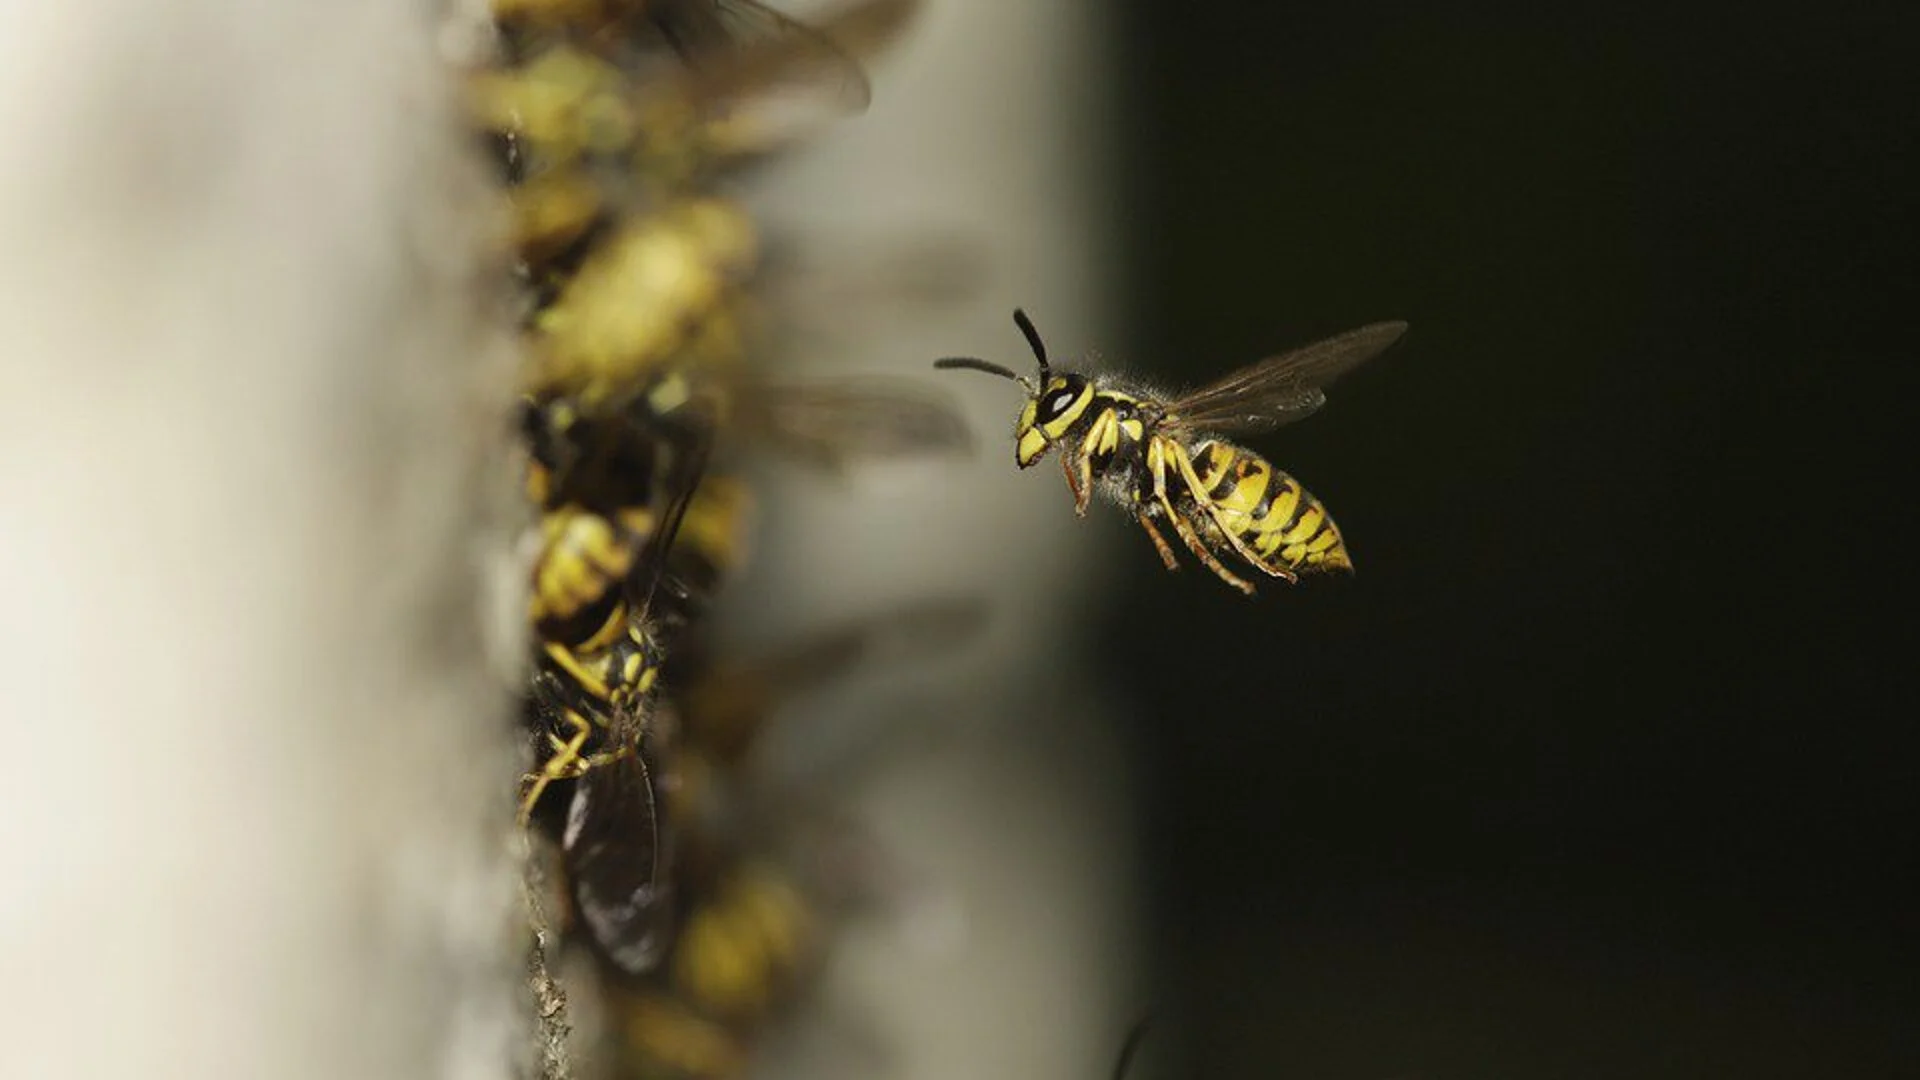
left=933, top=356, right=1023, bottom=381
left=1011, top=308, right=1051, bottom=383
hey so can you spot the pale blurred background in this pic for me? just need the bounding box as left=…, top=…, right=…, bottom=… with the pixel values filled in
left=742, top=3, right=1138, bottom=1080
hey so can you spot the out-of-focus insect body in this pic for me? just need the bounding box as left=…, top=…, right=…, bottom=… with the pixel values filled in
left=667, top=860, right=818, bottom=1022
left=599, top=599, right=983, bottom=1078
left=477, top=0, right=954, bottom=1041
left=519, top=394, right=723, bottom=822
left=937, top=310, right=1405, bottom=595
left=609, top=987, right=747, bottom=1080
left=519, top=441, right=716, bottom=974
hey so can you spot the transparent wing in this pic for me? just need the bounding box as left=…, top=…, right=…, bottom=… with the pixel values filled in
left=1167, top=320, right=1407, bottom=436
left=656, top=0, right=919, bottom=113
left=731, top=374, right=973, bottom=468
left=682, top=595, right=986, bottom=762
left=567, top=741, right=675, bottom=974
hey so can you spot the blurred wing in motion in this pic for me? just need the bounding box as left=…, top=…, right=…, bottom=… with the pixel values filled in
left=659, top=0, right=921, bottom=114
left=682, top=595, right=987, bottom=765
left=731, top=375, right=974, bottom=469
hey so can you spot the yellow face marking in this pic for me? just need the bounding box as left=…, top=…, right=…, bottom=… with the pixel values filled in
left=1016, top=425, right=1049, bottom=467
left=1014, top=397, right=1044, bottom=466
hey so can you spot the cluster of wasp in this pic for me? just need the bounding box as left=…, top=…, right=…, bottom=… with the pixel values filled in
left=469, top=0, right=1406, bottom=1074
left=467, top=0, right=978, bottom=1076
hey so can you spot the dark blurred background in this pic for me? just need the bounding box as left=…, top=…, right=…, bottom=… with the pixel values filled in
left=1105, top=6, right=1918, bottom=1077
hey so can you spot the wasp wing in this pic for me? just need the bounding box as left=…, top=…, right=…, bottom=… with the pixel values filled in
left=681, top=595, right=985, bottom=763
left=1167, top=320, right=1407, bottom=436
left=566, top=737, right=676, bottom=974
left=621, top=405, right=715, bottom=622
left=659, top=0, right=920, bottom=114
left=731, top=375, right=973, bottom=469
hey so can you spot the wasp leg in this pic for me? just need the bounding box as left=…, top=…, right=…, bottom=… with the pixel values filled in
left=1136, top=512, right=1181, bottom=571
left=1148, top=473, right=1252, bottom=595
left=1061, top=450, right=1091, bottom=517
left=1169, top=441, right=1299, bottom=585
left=519, top=706, right=594, bottom=825
left=1161, top=502, right=1256, bottom=596
left=1148, top=440, right=1255, bottom=594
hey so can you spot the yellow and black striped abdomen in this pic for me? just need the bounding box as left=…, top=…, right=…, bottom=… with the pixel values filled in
left=530, top=504, right=654, bottom=633
left=1186, top=439, right=1352, bottom=575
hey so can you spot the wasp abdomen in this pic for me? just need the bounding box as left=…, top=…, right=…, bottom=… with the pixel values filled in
left=1188, top=440, right=1351, bottom=574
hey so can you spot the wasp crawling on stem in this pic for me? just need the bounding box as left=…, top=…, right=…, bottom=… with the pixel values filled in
left=937, top=310, right=1407, bottom=595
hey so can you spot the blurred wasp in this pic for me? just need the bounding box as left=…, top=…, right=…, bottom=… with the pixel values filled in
left=471, top=0, right=918, bottom=283
left=521, top=390, right=968, bottom=975
left=588, top=597, right=983, bottom=1078
left=471, top=0, right=931, bottom=421
left=937, top=311, right=1407, bottom=595
left=518, top=384, right=724, bottom=974
left=489, top=0, right=898, bottom=105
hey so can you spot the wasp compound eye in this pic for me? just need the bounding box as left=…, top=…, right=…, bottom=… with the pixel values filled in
left=1039, top=385, right=1078, bottom=421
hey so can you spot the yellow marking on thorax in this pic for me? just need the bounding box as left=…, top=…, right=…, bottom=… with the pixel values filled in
left=1086, top=409, right=1120, bottom=458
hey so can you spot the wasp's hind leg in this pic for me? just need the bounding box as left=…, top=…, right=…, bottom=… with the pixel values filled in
left=1162, top=506, right=1256, bottom=596
left=1135, top=512, right=1181, bottom=571
left=1171, top=446, right=1300, bottom=585
left=1148, top=440, right=1255, bottom=595
left=1150, top=477, right=1255, bottom=595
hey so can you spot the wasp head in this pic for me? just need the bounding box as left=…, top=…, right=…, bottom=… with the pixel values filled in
left=935, top=308, right=1091, bottom=468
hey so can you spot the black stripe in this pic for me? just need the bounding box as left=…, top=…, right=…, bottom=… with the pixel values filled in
left=1207, top=454, right=1242, bottom=502
left=1251, top=472, right=1279, bottom=522
left=1271, top=478, right=1309, bottom=539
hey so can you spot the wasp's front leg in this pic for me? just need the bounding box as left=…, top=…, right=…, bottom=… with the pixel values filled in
left=1060, top=449, right=1092, bottom=517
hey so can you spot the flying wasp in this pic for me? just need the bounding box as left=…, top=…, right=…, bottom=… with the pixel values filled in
left=936, top=310, right=1407, bottom=595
